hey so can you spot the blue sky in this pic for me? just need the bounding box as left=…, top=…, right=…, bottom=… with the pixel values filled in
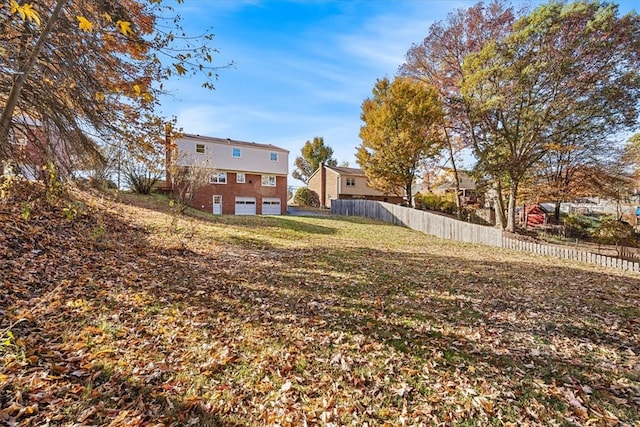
left=158, top=0, right=638, bottom=186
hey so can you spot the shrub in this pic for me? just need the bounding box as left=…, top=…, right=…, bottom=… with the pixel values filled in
left=592, top=218, right=637, bottom=247
left=414, top=192, right=440, bottom=211
left=88, top=176, right=118, bottom=190
left=414, top=192, right=457, bottom=213
left=170, top=165, right=211, bottom=214
left=563, top=213, right=596, bottom=238
left=42, top=162, right=65, bottom=201
left=124, top=160, right=160, bottom=195
left=441, top=198, right=457, bottom=215
left=294, top=187, right=320, bottom=207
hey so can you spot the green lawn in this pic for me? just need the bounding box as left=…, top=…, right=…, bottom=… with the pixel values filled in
left=1, top=184, right=639, bottom=426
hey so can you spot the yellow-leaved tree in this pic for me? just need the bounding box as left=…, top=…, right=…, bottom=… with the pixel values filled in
left=356, top=77, right=445, bottom=206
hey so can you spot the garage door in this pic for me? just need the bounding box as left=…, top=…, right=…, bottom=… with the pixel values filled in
left=235, top=197, right=256, bottom=215
left=262, top=198, right=281, bottom=215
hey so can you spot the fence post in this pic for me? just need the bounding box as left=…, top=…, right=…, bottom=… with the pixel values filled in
left=333, top=199, right=635, bottom=274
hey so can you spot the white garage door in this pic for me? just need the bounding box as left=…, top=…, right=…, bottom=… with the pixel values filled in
left=262, top=198, right=281, bottom=215
left=235, top=197, right=256, bottom=215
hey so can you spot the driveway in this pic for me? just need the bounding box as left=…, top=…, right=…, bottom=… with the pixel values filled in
left=287, top=206, right=331, bottom=216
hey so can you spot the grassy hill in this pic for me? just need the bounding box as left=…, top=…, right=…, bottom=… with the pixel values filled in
left=1, top=182, right=639, bottom=426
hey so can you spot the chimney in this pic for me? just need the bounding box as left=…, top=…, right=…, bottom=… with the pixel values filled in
left=320, top=162, right=326, bottom=208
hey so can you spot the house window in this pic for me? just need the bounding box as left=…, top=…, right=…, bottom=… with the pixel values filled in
left=236, top=173, right=245, bottom=183
left=270, top=152, right=278, bottom=161
left=261, top=175, right=276, bottom=187
left=210, top=172, right=227, bottom=184
left=232, top=147, right=241, bottom=158
left=196, top=144, right=205, bottom=154
left=346, top=177, right=356, bottom=187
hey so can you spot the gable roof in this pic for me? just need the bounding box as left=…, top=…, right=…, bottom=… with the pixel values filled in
left=307, top=164, right=366, bottom=182
left=180, top=133, right=289, bottom=153
left=525, top=203, right=550, bottom=214
left=433, top=170, right=477, bottom=191
left=325, top=165, right=365, bottom=176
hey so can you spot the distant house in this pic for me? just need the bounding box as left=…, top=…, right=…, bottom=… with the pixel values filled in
left=172, top=134, right=289, bottom=215
left=431, top=170, right=479, bottom=205
left=307, top=163, right=403, bottom=208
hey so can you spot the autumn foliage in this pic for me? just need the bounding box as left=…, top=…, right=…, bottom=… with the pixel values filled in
left=398, top=0, right=640, bottom=232
left=1, top=0, right=223, bottom=176
left=2, top=180, right=639, bottom=425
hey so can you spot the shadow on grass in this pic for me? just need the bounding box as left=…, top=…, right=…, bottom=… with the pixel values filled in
left=126, top=240, right=640, bottom=422
left=3, top=195, right=640, bottom=425
left=272, top=217, right=337, bottom=235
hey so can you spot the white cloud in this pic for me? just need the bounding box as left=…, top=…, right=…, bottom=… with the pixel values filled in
left=161, top=1, right=486, bottom=182
left=336, top=5, right=436, bottom=72
left=173, top=105, right=231, bottom=136
left=174, top=103, right=288, bottom=137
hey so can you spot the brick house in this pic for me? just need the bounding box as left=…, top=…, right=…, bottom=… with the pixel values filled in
left=172, top=134, right=289, bottom=215
left=307, top=163, right=403, bottom=208
left=2, top=117, right=71, bottom=180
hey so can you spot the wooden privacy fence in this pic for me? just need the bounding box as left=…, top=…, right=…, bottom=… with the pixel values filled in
left=331, top=199, right=502, bottom=246
left=502, top=237, right=640, bottom=272
left=331, top=199, right=640, bottom=273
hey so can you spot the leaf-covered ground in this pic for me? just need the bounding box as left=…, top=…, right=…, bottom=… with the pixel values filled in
left=1, top=182, right=639, bottom=426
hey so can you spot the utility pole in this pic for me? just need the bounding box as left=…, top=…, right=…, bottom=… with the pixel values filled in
left=165, top=123, right=173, bottom=191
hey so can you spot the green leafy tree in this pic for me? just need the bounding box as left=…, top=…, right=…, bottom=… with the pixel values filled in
left=462, top=1, right=640, bottom=232
left=293, top=187, right=320, bottom=207
left=292, top=137, right=336, bottom=184
left=356, top=77, right=444, bottom=205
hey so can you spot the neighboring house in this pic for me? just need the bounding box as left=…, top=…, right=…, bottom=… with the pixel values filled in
left=430, top=169, right=479, bottom=205
left=2, top=133, right=38, bottom=179
left=172, top=134, right=289, bottom=215
left=2, top=117, right=70, bottom=180
left=307, top=163, right=403, bottom=208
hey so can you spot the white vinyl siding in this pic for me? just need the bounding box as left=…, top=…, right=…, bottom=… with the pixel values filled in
left=175, top=136, right=288, bottom=175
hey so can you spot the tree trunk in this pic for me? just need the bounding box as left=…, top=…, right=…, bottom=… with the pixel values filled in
left=554, top=201, right=561, bottom=225
left=444, top=128, right=463, bottom=219
left=0, top=0, right=69, bottom=158
left=506, top=182, right=519, bottom=233
left=406, top=181, right=413, bottom=207
left=494, top=180, right=507, bottom=229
